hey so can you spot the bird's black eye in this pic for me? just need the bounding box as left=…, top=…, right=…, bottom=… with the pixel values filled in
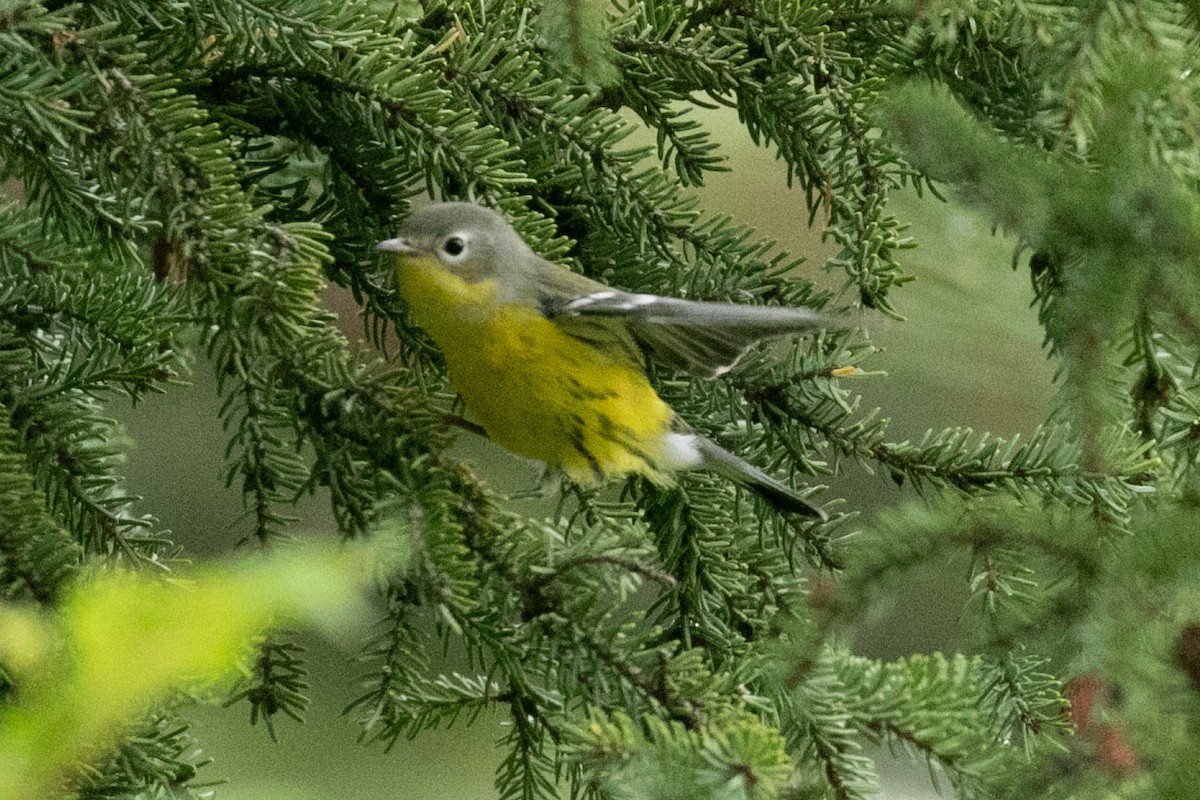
left=443, top=236, right=465, bottom=257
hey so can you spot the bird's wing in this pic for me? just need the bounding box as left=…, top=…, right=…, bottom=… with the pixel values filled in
left=542, top=290, right=833, bottom=378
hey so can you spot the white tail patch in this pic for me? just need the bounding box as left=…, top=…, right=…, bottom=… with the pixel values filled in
left=661, top=432, right=704, bottom=470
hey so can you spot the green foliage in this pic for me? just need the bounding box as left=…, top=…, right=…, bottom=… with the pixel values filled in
left=0, top=405, right=80, bottom=603
left=3, top=1, right=1200, bottom=799
left=0, top=537, right=398, bottom=800
left=567, top=709, right=792, bottom=800
left=539, top=0, right=620, bottom=88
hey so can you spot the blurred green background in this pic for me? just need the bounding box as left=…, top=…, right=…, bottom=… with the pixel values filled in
left=113, top=108, right=1053, bottom=798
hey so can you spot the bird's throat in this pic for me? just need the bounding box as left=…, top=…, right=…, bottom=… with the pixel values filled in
left=395, top=255, right=500, bottom=338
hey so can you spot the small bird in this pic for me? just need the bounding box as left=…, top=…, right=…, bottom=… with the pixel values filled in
left=377, top=202, right=833, bottom=519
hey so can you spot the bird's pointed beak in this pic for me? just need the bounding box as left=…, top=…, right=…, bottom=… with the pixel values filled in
left=375, top=237, right=419, bottom=254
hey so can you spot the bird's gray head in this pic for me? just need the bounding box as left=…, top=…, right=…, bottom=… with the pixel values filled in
left=376, top=202, right=532, bottom=283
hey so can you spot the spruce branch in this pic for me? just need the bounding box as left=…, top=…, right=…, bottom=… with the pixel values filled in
left=74, top=715, right=209, bottom=800
left=623, top=0, right=916, bottom=313
left=980, top=650, right=1071, bottom=756
left=497, top=691, right=559, bottom=800
left=838, top=651, right=993, bottom=790
left=224, top=634, right=310, bottom=741
left=438, top=26, right=832, bottom=312
left=0, top=404, right=80, bottom=603
left=787, top=656, right=880, bottom=800
left=539, top=0, right=620, bottom=88
left=747, top=375, right=1156, bottom=527
left=7, top=2, right=1200, bottom=798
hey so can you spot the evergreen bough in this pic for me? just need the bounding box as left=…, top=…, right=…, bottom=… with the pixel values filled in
left=1, top=1, right=1198, bottom=798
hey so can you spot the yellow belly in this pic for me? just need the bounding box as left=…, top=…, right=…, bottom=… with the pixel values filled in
left=397, top=257, right=676, bottom=484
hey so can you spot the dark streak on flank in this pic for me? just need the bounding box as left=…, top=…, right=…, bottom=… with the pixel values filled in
left=564, top=332, right=609, bottom=352
left=595, top=412, right=658, bottom=471
left=564, top=374, right=619, bottom=401
left=568, top=414, right=604, bottom=481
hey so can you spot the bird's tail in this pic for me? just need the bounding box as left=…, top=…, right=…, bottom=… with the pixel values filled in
left=694, top=436, right=826, bottom=520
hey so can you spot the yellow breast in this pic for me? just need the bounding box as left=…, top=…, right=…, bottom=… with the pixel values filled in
left=397, top=256, right=676, bottom=484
